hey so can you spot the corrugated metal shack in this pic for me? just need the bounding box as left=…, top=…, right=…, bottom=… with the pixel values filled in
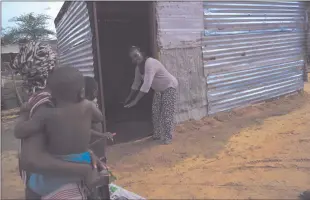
left=55, top=1, right=307, bottom=143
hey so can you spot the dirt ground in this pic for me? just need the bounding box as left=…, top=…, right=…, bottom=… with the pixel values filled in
left=2, top=76, right=310, bottom=199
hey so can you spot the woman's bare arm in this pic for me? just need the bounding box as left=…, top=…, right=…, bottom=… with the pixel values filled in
left=21, top=134, right=92, bottom=178
left=131, top=67, right=142, bottom=91
left=14, top=112, right=45, bottom=139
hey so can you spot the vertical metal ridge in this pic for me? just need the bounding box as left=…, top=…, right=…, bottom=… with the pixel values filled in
left=55, top=1, right=94, bottom=77
left=306, top=2, right=310, bottom=73
left=203, top=1, right=306, bottom=114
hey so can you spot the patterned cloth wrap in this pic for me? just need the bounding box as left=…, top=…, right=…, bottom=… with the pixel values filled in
left=11, top=41, right=56, bottom=94
left=18, top=91, right=111, bottom=200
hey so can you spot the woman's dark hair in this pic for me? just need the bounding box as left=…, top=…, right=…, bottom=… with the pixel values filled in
left=129, top=45, right=149, bottom=70
left=129, top=45, right=141, bottom=53
left=84, top=76, right=98, bottom=101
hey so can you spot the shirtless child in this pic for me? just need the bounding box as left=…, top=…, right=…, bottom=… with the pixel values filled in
left=84, top=76, right=114, bottom=163
left=14, top=66, right=109, bottom=198
left=84, top=76, right=115, bottom=141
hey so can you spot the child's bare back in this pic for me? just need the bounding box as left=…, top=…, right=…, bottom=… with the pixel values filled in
left=13, top=67, right=113, bottom=198
left=15, top=66, right=104, bottom=156
left=43, top=99, right=102, bottom=155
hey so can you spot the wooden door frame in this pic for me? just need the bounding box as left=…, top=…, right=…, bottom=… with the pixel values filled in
left=90, top=1, right=158, bottom=132
left=89, top=1, right=107, bottom=132
left=149, top=1, right=158, bottom=59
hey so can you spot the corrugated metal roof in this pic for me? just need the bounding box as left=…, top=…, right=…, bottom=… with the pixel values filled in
left=55, top=1, right=94, bottom=77
left=203, top=1, right=306, bottom=114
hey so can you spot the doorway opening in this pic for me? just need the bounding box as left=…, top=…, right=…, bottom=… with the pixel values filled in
left=95, top=1, right=155, bottom=144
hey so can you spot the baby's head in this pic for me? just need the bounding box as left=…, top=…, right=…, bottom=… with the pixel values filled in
left=84, top=76, right=98, bottom=101
left=47, top=66, right=85, bottom=103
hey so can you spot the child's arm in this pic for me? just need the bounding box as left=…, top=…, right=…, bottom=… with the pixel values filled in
left=91, top=122, right=102, bottom=132
left=91, top=130, right=116, bottom=140
left=90, top=123, right=115, bottom=140
left=89, top=101, right=104, bottom=123
left=14, top=108, right=47, bottom=139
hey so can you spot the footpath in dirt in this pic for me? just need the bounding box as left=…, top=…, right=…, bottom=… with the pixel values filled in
left=2, top=77, right=310, bottom=199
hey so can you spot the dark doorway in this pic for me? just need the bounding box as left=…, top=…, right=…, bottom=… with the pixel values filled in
left=95, top=1, right=155, bottom=144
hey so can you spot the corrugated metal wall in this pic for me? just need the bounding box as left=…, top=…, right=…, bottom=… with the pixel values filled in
left=156, top=2, right=207, bottom=122
left=156, top=1, right=203, bottom=49
left=306, top=2, right=310, bottom=73
left=55, top=1, right=95, bottom=77
left=203, top=1, right=306, bottom=114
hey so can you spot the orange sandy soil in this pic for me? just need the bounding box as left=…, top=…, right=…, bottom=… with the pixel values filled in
left=2, top=75, right=310, bottom=199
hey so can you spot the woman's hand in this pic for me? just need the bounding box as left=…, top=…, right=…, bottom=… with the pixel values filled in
left=124, top=89, right=138, bottom=105
left=84, top=168, right=109, bottom=190
left=124, top=96, right=131, bottom=105
left=124, top=91, right=146, bottom=108
left=84, top=152, right=110, bottom=191
left=124, top=100, right=138, bottom=108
